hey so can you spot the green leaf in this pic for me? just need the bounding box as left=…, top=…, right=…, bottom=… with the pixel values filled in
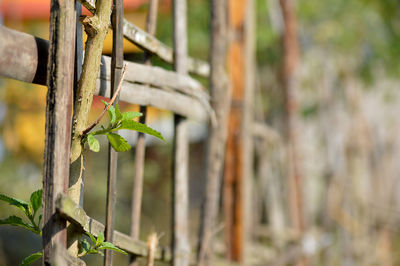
left=88, top=249, right=104, bottom=256
left=29, top=190, right=42, bottom=216
left=116, top=120, right=165, bottom=142
left=98, top=242, right=128, bottom=255
left=122, top=111, right=142, bottom=121
left=115, top=104, right=123, bottom=121
left=106, top=133, right=131, bottom=152
left=86, top=231, right=97, bottom=245
left=101, top=100, right=109, bottom=106
left=108, top=105, right=116, bottom=124
left=80, top=239, right=91, bottom=253
left=0, top=194, right=29, bottom=215
left=87, top=134, right=100, bottom=152
left=0, top=216, right=38, bottom=234
left=96, top=232, right=105, bottom=246
left=21, top=252, right=42, bottom=266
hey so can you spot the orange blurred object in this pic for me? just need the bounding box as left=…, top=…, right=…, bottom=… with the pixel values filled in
left=0, top=0, right=148, bottom=20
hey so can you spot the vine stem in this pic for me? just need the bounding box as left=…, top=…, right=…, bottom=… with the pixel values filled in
left=82, top=64, right=127, bottom=135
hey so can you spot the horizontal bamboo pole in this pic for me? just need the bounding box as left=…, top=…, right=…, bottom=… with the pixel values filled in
left=0, top=26, right=48, bottom=85
left=95, top=77, right=209, bottom=121
left=56, top=194, right=172, bottom=262
left=77, top=0, right=210, bottom=77
left=0, top=26, right=211, bottom=122
left=101, top=56, right=210, bottom=102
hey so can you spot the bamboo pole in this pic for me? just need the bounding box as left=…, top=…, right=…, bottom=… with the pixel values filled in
left=242, top=0, right=256, bottom=259
left=0, top=27, right=212, bottom=122
left=130, top=1, right=159, bottom=265
left=223, top=0, right=248, bottom=262
left=42, top=0, right=76, bottom=263
left=197, top=0, right=230, bottom=264
left=171, top=0, right=190, bottom=265
left=279, top=0, right=305, bottom=265
left=279, top=0, right=304, bottom=237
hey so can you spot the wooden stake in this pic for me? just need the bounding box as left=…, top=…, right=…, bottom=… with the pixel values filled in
left=279, top=0, right=304, bottom=236
left=242, top=0, right=256, bottom=262
left=223, top=0, right=249, bottom=262
left=197, top=0, right=230, bottom=264
left=42, top=0, right=76, bottom=263
left=171, top=0, right=190, bottom=265
left=279, top=0, right=305, bottom=265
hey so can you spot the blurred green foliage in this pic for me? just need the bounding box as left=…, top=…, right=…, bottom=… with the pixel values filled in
left=299, top=0, right=400, bottom=81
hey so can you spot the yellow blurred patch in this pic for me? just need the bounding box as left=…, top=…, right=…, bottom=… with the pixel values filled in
left=16, top=112, right=45, bottom=160
left=2, top=80, right=46, bottom=163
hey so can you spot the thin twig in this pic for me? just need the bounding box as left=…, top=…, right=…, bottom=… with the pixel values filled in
left=82, top=64, right=127, bottom=135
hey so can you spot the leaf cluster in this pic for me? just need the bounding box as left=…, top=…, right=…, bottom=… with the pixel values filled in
left=79, top=232, right=127, bottom=257
left=0, top=190, right=43, bottom=265
left=0, top=189, right=42, bottom=235
left=84, top=101, right=165, bottom=152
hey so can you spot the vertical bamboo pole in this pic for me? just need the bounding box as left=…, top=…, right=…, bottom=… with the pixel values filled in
left=197, top=0, right=230, bottom=265
left=129, top=1, right=159, bottom=265
left=172, top=0, right=190, bottom=265
left=279, top=0, right=305, bottom=265
left=224, top=0, right=248, bottom=262
left=279, top=0, right=304, bottom=235
left=242, top=0, right=255, bottom=258
left=42, top=0, right=76, bottom=263
left=104, top=0, right=123, bottom=265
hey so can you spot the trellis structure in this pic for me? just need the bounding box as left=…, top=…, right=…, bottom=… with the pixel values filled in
left=43, top=0, right=211, bottom=264
left=0, top=0, right=258, bottom=265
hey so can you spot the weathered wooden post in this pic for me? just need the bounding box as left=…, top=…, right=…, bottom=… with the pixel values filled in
left=42, top=0, right=76, bottom=263
left=197, top=0, right=230, bottom=264
left=172, top=0, right=190, bottom=265
left=223, top=0, right=255, bottom=262
left=243, top=0, right=256, bottom=249
left=280, top=0, right=305, bottom=265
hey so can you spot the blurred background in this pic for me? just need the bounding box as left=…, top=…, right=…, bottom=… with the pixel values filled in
left=1, top=0, right=400, bottom=265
